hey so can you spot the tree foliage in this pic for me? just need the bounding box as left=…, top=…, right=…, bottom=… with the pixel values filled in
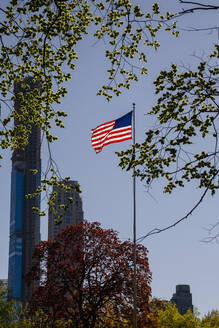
left=0, top=289, right=50, bottom=328
left=0, top=2, right=218, bottom=209
left=119, top=45, right=218, bottom=194
left=0, top=0, right=180, bottom=215
left=157, top=302, right=200, bottom=328
left=0, top=0, right=177, bottom=154
left=27, top=220, right=153, bottom=327
left=117, top=1, right=219, bottom=237
left=157, top=302, right=219, bottom=328
left=201, top=310, right=219, bottom=328
left=95, top=297, right=162, bottom=327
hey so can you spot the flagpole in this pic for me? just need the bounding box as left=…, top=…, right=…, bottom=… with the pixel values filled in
left=132, top=103, right=137, bottom=328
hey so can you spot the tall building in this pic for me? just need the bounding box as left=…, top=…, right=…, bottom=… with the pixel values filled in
left=171, top=284, right=193, bottom=315
left=8, top=77, right=41, bottom=302
left=48, top=180, right=83, bottom=239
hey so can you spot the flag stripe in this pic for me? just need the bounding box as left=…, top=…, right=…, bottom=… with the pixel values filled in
left=91, top=111, right=132, bottom=153
left=92, top=130, right=132, bottom=150
left=92, top=126, right=131, bottom=141
left=92, top=129, right=131, bottom=145
left=93, top=135, right=132, bottom=153
left=92, top=131, right=132, bottom=148
left=91, top=126, right=114, bottom=139
left=92, top=120, right=115, bottom=133
left=103, top=135, right=132, bottom=145
left=92, top=126, right=131, bottom=142
left=99, top=134, right=132, bottom=146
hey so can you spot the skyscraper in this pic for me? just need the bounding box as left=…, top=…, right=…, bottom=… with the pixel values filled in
left=8, top=77, right=41, bottom=302
left=48, top=180, right=83, bottom=239
left=171, top=284, right=193, bottom=315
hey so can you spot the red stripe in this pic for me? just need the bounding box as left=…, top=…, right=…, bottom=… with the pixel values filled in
left=92, top=130, right=132, bottom=146
left=107, top=127, right=131, bottom=136
left=92, top=132, right=132, bottom=153
left=92, top=128, right=131, bottom=145
left=91, top=121, right=132, bottom=153
left=94, top=136, right=132, bottom=153
left=92, top=126, right=131, bottom=140
left=91, top=126, right=114, bottom=139
left=92, top=122, right=115, bottom=135
left=92, top=120, right=115, bottom=133
left=104, top=136, right=132, bottom=145
left=101, top=133, right=132, bottom=146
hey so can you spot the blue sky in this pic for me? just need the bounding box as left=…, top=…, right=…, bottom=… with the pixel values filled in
left=0, top=0, right=219, bottom=317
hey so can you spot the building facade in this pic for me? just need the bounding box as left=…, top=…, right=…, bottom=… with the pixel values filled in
left=8, top=78, right=41, bottom=302
left=48, top=180, right=83, bottom=239
left=171, top=284, right=193, bottom=315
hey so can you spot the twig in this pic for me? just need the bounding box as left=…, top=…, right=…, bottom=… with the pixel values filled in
left=137, top=170, right=219, bottom=242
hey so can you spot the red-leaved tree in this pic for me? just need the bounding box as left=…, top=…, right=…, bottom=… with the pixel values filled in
left=27, top=221, right=154, bottom=327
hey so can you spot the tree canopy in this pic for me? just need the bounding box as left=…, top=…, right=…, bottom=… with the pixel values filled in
left=119, top=45, right=218, bottom=195
left=158, top=302, right=200, bottom=328
left=1, top=1, right=218, bottom=217
left=0, top=288, right=49, bottom=328
left=0, top=0, right=181, bottom=213
left=156, top=302, right=219, bottom=328
left=27, top=220, right=153, bottom=327
left=117, top=3, right=219, bottom=239
left=0, top=0, right=177, bottom=153
left=201, top=310, right=219, bottom=327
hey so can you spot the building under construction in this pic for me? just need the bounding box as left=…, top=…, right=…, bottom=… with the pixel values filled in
left=8, top=78, right=41, bottom=302
left=48, top=180, right=84, bottom=239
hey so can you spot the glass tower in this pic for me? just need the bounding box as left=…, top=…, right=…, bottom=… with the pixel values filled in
left=8, top=78, right=41, bottom=302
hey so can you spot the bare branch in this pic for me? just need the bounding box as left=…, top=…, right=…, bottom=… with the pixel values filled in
left=201, top=221, right=219, bottom=243
left=179, top=26, right=219, bottom=34
left=137, top=170, right=219, bottom=242
left=177, top=1, right=219, bottom=16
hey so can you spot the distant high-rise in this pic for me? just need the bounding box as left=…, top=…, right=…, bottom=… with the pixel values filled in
left=8, top=77, right=41, bottom=302
left=171, top=284, right=193, bottom=315
left=48, top=180, right=83, bottom=239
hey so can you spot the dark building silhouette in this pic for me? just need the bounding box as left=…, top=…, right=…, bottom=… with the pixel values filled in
left=48, top=180, right=83, bottom=239
left=171, top=284, right=193, bottom=315
left=8, top=77, right=41, bottom=302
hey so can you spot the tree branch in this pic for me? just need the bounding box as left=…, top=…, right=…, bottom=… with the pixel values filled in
left=177, top=1, right=219, bottom=16
left=201, top=221, right=219, bottom=243
left=137, top=169, right=219, bottom=242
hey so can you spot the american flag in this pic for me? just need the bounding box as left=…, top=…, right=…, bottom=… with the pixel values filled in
left=91, top=111, right=132, bottom=153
